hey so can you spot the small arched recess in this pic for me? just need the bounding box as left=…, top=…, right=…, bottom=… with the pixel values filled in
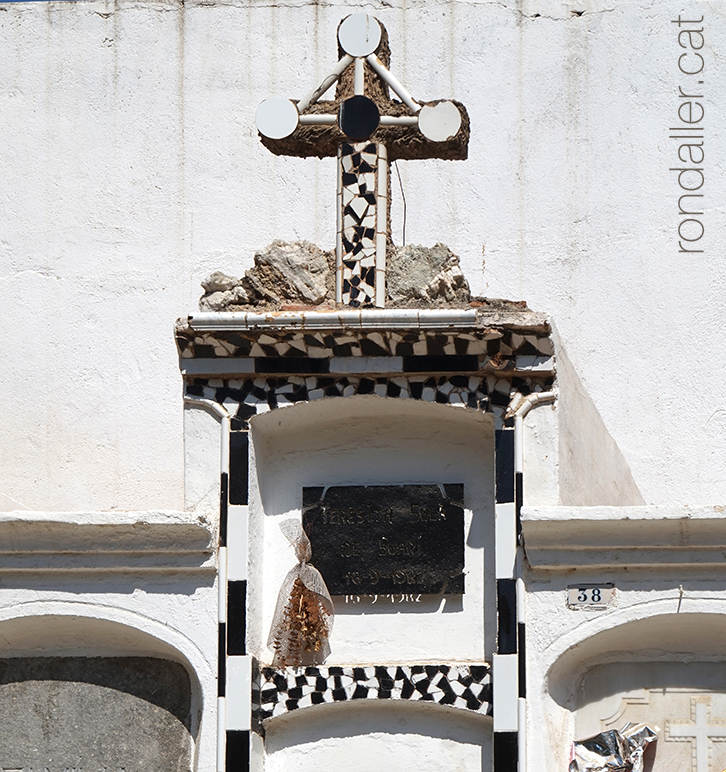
left=263, top=698, right=492, bottom=772
left=0, top=606, right=209, bottom=772
left=545, top=609, right=726, bottom=772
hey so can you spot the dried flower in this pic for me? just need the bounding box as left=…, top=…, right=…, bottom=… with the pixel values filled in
left=272, top=578, right=331, bottom=667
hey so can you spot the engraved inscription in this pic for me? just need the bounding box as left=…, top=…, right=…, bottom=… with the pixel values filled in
left=302, top=484, right=465, bottom=595
left=378, top=535, right=423, bottom=556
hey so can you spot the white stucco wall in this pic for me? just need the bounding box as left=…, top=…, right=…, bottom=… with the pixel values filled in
left=2, top=3, right=726, bottom=769
left=521, top=505, right=726, bottom=772
left=1, top=0, right=724, bottom=509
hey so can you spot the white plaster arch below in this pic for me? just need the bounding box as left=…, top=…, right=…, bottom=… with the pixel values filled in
left=0, top=600, right=216, bottom=772
left=530, top=601, right=726, bottom=772
left=264, top=698, right=492, bottom=772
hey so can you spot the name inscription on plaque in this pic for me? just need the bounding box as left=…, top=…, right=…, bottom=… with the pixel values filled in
left=302, top=484, right=465, bottom=595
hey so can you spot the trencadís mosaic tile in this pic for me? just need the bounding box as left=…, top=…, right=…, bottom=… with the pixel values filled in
left=253, top=663, right=492, bottom=723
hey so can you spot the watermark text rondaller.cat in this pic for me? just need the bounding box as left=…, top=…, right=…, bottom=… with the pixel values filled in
left=670, top=15, right=705, bottom=253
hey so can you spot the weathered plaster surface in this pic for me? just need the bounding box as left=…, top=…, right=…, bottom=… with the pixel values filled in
left=1, top=0, right=724, bottom=508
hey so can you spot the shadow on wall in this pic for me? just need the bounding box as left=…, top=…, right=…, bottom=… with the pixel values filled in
left=553, top=325, right=645, bottom=505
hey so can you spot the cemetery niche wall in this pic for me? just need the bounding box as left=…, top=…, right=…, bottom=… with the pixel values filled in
left=521, top=509, right=726, bottom=772
left=0, top=525, right=217, bottom=772
left=4, top=3, right=726, bottom=772
left=177, top=11, right=561, bottom=772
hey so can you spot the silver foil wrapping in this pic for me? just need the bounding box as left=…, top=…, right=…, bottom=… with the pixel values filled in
left=569, top=722, right=659, bottom=772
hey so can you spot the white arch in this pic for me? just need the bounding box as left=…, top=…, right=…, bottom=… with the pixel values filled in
left=264, top=698, right=491, bottom=772
left=0, top=600, right=216, bottom=771
left=527, top=601, right=726, bottom=772
left=545, top=597, right=726, bottom=705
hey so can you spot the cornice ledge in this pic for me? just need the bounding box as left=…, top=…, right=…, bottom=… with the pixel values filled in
left=522, top=505, right=726, bottom=570
left=0, top=510, right=215, bottom=574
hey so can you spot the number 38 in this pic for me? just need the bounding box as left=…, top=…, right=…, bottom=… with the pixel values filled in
left=577, top=588, right=602, bottom=603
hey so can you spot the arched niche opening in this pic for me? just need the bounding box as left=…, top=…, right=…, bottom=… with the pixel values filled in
left=247, top=395, right=495, bottom=664
left=546, top=612, right=726, bottom=772
left=263, top=698, right=492, bottom=772
left=0, top=612, right=204, bottom=772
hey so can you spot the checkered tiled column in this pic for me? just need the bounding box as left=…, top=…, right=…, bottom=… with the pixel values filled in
left=494, top=426, right=522, bottom=772
left=218, top=407, right=254, bottom=772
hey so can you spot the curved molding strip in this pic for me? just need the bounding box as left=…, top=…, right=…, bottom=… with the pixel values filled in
left=186, top=308, right=547, bottom=331
left=253, top=663, right=491, bottom=723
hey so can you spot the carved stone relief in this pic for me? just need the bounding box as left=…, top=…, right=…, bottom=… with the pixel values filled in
left=576, top=662, right=726, bottom=772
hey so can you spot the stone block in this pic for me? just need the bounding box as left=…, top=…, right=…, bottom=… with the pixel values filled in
left=0, top=657, right=192, bottom=772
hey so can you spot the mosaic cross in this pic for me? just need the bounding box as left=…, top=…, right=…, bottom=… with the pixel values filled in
left=256, top=13, right=469, bottom=308
left=666, top=697, right=726, bottom=772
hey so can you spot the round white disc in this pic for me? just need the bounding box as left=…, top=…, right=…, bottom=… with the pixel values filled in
left=256, top=98, right=299, bottom=139
left=418, top=101, right=462, bottom=142
left=338, top=13, right=382, bottom=57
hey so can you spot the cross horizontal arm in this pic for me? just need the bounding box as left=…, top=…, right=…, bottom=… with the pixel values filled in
left=260, top=99, right=469, bottom=161
left=299, top=114, right=425, bottom=127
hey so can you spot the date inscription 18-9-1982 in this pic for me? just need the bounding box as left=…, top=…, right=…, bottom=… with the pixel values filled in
left=302, top=484, right=465, bottom=596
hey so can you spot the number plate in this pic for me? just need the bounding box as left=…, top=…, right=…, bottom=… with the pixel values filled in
left=567, top=584, right=614, bottom=608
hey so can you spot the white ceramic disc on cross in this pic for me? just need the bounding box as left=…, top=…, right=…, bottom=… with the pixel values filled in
left=256, top=98, right=299, bottom=139
left=418, top=101, right=462, bottom=142
left=338, top=13, right=382, bottom=57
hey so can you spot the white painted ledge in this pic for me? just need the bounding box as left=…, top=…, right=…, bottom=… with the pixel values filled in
left=0, top=511, right=215, bottom=573
left=186, top=308, right=548, bottom=331
left=521, top=506, right=726, bottom=570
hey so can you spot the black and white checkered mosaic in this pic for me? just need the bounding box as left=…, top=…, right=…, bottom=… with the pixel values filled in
left=253, top=664, right=492, bottom=722
left=338, top=142, right=382, bottom=307
left=179, top=324, right=555, bottom=423
left=186, top=373, right=554, bottom=425
left=178, top=326, right=553, bottom=362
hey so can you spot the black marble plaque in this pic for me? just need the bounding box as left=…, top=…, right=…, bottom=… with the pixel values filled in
left=302, top=484, right=465, bottom=595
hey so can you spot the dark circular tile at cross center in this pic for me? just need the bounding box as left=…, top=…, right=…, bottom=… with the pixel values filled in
left=339, top=96, right=380, bottom=140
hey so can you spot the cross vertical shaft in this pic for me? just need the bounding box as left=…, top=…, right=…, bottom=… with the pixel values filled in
left=337, top=141, right=387, bottom=306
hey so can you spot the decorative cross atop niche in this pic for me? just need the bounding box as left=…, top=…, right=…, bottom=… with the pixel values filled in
left=256, top=13, right=469, bottom=308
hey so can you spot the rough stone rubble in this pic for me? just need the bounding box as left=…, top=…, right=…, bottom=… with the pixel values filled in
left=199, top=240, right=481, bottom=311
